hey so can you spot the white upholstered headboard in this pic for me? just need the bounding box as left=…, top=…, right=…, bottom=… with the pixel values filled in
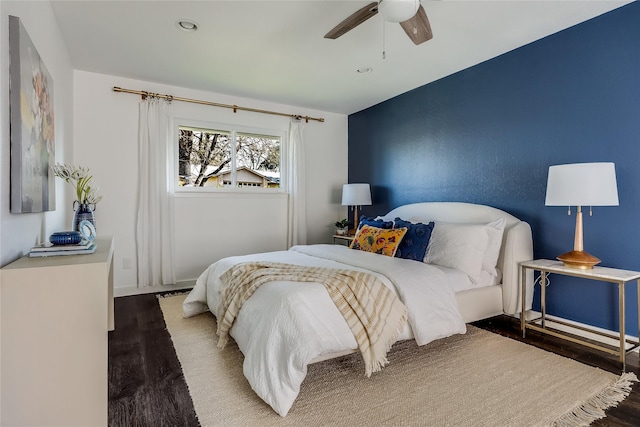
left=380, top=202, right=534, bottom=315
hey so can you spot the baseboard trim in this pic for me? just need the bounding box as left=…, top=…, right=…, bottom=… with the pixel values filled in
left=114, top=280, right=196, bottom=297
left=513, top=311, right=639, bottom=354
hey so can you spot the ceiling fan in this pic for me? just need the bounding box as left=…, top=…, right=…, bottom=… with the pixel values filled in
left=324, top=0, right=433, bottom=45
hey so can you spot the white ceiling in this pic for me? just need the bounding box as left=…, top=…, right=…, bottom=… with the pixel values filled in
left=50, top=0, right=630, bottom=115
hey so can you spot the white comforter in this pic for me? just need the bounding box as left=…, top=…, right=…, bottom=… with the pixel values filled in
left=183, top=244, right=466, bottom=416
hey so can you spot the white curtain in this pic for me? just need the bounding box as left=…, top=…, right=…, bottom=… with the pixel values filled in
left=286, top=118, right=307, bottom=247
left=136, top=97, right=175, bottom=287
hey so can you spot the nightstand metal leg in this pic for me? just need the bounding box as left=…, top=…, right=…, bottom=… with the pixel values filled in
left=541, top=271, right=547, bottom=329
left=619, top=281, right=626, bottom=369
left=637, top=280, right=640, bottom=364
left=521, top=265, right=526, bottom=338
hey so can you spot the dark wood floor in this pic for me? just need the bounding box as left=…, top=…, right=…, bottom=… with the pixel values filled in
left=109, top=294, right=640, bottom=426
left=109, top=294, right=199, bottom=426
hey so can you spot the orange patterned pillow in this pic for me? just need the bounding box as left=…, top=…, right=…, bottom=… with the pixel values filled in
left=349, top=225, right=408, bottom=257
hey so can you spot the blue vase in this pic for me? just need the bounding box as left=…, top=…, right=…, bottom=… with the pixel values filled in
left=73, top=202, right=96, bottom=232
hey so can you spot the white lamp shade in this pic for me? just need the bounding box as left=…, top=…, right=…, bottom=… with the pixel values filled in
left=378, top=0, right=419, bottom=23
left=342, top=183, right=372, bottom=206
left=545, top=162, right=619, bottom=207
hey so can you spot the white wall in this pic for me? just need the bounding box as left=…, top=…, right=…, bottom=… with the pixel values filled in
left=0, top=1, right=74, bottom=266
left=0, top=1, right=75, bottom=420
left=73, top=71, right=348, bottom=292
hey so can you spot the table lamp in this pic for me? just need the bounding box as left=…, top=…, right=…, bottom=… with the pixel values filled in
left=341, top=183, right=372, bottom=235
left=545, top=162, right=618, bottom=269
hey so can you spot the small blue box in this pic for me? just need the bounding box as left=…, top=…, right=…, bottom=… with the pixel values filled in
left=49, top=231, right=82, bottom=246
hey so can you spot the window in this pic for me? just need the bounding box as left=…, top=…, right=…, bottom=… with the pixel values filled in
left=176, top=122, right=282, bottom=191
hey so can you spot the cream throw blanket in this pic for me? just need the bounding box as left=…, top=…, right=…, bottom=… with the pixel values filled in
left=217, top=261, right=408, bottom=376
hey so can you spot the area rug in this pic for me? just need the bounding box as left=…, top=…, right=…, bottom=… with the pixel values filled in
left=159, top=294, right=637, bottom=427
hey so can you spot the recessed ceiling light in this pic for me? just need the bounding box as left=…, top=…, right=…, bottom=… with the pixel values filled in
left=177, top=19, right=198, bottom=32
left=357, top=67, right=373, bottom=74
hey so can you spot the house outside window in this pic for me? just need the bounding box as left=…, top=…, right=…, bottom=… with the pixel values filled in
left=176, top=121, right=282, bottom=191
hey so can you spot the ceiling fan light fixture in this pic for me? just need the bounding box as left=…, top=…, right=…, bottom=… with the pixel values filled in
left=378, top=0, right=419, bottom=23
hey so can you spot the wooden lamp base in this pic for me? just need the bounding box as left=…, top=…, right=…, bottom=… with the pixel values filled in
left=347, top=205, right=361, bottom=236
left=558, top=207, right=601, bottom=270
left=557, top=250, right=601, bottom=270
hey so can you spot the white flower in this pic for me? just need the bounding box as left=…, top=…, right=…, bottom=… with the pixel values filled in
left=52, top=163, right=102, bottom=205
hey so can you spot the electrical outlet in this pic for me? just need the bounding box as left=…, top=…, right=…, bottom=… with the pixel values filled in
left=122, top=257, right=132, bottom=269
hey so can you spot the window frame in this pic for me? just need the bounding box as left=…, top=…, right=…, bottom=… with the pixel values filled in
left=172, top=118, right=287, bottom=194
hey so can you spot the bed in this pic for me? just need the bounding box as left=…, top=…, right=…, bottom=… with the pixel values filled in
left=183, top=202, right=534, bottom=416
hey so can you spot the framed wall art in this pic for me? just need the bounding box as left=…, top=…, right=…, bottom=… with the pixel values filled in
left=9, top=15, right=55, bottom=213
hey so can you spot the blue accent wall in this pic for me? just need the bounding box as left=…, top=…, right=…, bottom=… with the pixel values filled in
left=348, top=3, right=640, bottom=335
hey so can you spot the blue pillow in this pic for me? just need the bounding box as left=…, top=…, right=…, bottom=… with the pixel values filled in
left=357, top=216, right=393, bottom=231
left=393, top=217, right=434, bottom=261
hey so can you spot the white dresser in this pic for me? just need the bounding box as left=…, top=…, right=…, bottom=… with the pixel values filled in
left=0, top=236, right=114, bottom=426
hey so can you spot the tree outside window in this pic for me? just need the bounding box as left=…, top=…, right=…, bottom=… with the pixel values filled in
left=178, top=125, right=281, bottom=189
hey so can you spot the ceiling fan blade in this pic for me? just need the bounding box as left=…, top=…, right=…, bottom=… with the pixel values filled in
left=399, top=4, right=433, bottom=45
left=324, top=2, right=379, bottom=40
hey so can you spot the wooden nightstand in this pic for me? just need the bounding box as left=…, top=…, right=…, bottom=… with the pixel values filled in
left=333, top=234, right=354, bottom=246
left=520, top=259, right=640, bottom=369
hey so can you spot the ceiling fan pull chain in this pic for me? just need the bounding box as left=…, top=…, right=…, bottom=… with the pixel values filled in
left=382, top=20, right=386, bottom=59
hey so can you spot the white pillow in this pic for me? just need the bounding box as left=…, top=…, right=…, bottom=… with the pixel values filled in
left=424, top=222, right=490, bottom=284
left=476, top=267, right=503, bottom=288
left=480, top=218, right=506, bottom=282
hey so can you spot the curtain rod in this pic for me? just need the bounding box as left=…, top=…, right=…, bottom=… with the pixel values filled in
left=112, top=86, right=324, bottom=123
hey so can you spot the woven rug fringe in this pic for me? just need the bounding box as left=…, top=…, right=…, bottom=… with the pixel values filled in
left=550, top=371, right=638, bottom=427
left=156, top=290, right=191, bottom=299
